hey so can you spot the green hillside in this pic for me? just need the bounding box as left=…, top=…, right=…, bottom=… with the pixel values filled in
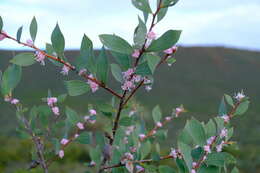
left=0, top=47, right=260, bottom=172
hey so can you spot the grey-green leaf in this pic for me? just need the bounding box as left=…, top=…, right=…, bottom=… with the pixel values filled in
left=131, top=0, right=152, bottom=13
left=65, top=107, right=80, bottom=125
left=111, top=51, right=131, bottom=70
left=111, top=64, right=123, bottom=83
left=178, top=142, right=192, bottom=171
left=99, top=34, right=133, bottom=54
left=135, top=61, right=152, bottom=76
left=0, top=16, right=3, bottom=32
left=64, top=80, right=90, bottom=96
left=134, top=16, right=147, bottom=47
left=146, top=54, right=160, bottom=74
left=97, top=47, right=108, bottom=84
left=76, top=132, right=91, bottom=144
left=30, top=17, right=37, bottom=42
left=235, top=100, right=249, bottom=116
left=1, top=64, right=22, bottom=95
left=186, top=118, right=206, bottom=146
left=152, top=105, right=162, bottom=123
left=16, top=26, right=23, bottom=43
left=10, top=53, right=36, bottom=66
left=147, top=30, right=181, bottom=52
left=51, top=24, right=65, bottom=56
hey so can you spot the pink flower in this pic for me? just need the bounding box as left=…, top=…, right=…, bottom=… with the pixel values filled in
left=234, top=91, right=245, bottom=101
left=52, top=106, right=60, bottom=115
left=84, top=116, right=90, bottom=121
left=146, top=30, right=156, bottom=40
left=60, top=138, right=69, bottom=145
left=145, top=85, right=152, bottom=92
left=60, top=65, right=70, bottom=75
left=164, top=48, right=173, bottom=54
left=122, top=80, right=135, bottom=91
left=26, top=39, right=34, bottom=46
left=35, top=51, right=46, bottom=66
left=47, top=97, right=57, bottom=107
left=165, top=116, right=172, bottom=121
left=78, top=68, right=87, bottom=75
left=144, top=78, right=151, bottom=84
left=89, top=109, right=97, bottom=115
left=76, top=122, right=84, bottom=130
left=125, top=126, right=135, bottom=136
left=156, top=122, right=162, bottom=127
left=216, top=143, right=223, bottom=152
left=132, top=49, right=140, bottom=58
left=151, top=130, right=156, bottom=135
left=87, top=74, right=99, bottom=93
left=130, top=147, right=137, bottom=153
left=0, top=31, right=7, bottom=41
left=175, top=106, right=184, bottom=117
left=221, top=114, right=230, bottom=123
left=58, top=150, right=64, bottom=158
left=203, top=145, right=211, bottom=153
left=207, top=136, right=216, bottom=145
left=169, top=148, right=178, bottom=158
left=4, top=96, right=12, bottom=102
left=74, top=134, right=79, bottom=138
left=136, top=165, right=145, bottom=173
left=191, top=169, right=196, bottom=173
left=139, top=134, right=146, bottom=140
left=133, top=75, right=142, bottom=83
left=192, top=162, right=197, bottom=168
left=10, top=98, right=19, bottom=105
left=123, top=137, right=128, bottom=144
left=122, top=68, right=135, bottom=80
left=89, top=161, right=96, bottom=167
left=124, top=152, right=134, bottom=160
left=220, top=128, right=228, bottom=138
left=88, top=120, right=96, bottom=124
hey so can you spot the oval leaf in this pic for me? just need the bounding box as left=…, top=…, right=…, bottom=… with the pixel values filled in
left=10, top=53, right=36, bottom=66
left=64, top=80, right=90, bottom=96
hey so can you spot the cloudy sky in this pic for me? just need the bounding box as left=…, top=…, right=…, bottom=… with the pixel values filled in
left=0, top=0, right=259, bottom=50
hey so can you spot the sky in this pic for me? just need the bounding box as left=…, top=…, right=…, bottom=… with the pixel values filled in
left=0, top=0, right=260, bottom=50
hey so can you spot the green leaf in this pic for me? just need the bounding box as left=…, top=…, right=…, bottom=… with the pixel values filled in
left=99, top=34, right=133, bottom=54
left=218, top=97, right=227, bottom=116
left=76, top=34, right=95, bottom=72
left=65, top=107, right=79, bottom=125
left=97, top=47, right=108, bottom=84
left=89, top=146, right=102, bottom=166
left=76, top=132, right=91, bottom=144
left=191, top=147, right=204, bottom=161
left=111, top=51, right=131, bottom=70
left=140, top=140, right=151, bottom=159
left=10, top=53, right=36, bottom=66
left=57, top=94, right=67, bottom=103
left=178, top=127, right=193, bottom=145
left=161, top=0, right=179, bottom=7
left=235, top=101, right=249, bottom=116
left=214, top=117, right=224, bottom=132
left=157, top=0, right=168, bottom=22
left=152, top=105, right=162, bottom=123
left=64, top=80, right=90, bottom=96
left=224, top=94, right=234, bottom=107
left=111, top=64, right=123, bottom=83
left=147, top=30, right=181, bottom=52
left=16, top=26, right=23, bottom=43
left=146, top=54, right=160, bottom=74
left=231, top=167, right=239, bottom=173
left=131, top=0, right=152, bottom=13
left=134, top=16, right=147, bottom=47
left=0, top=16, right=3, bottom=31
left=204, top=119, right=216, bottom=138
left=198, top=165, right=220, bottom=173
left=176, top=158, right=188, bottom=173
left=205, top=152, right=236, bottom=167
left=166, top=57, right=176, bottom=66
left=30, top=16, right=37, bottom=42
left=51, top=24, right=65, bottom=57
left=135, top=61, right=152, bottom=75
left=186, top=118, right=206, bottom=146
left=159, top=165, right=176, bottom=173
left=119, top=117, right=133, bottom=126
left=1, top=64, right=22, bottom=95
left=178, top=142, right=192, bottom=171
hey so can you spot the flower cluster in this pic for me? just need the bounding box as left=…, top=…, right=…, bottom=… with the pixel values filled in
left=4, top=96, right=20, bottom=105
left=84, top=109, right=97, bottom=124
left=35, top=51, right=46, bottom=66
left=47, top=97, right=59, bottom=115
left=87, top=74, right=99, bottom=93
left=163, top=46, right=178, bottom=55
left=60, top=65, right=70, bottom=75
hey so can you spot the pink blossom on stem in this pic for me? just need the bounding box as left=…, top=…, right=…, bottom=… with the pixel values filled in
left=122, top=68, right=135, bottom=80
left=221, top=114, right=230, bottom=123
left=136, top=165, right=145, bottom=173
left=192, top=162, right=197, bottom=168
left=122, top=80, right=135, bottom=91
left=58, top=150, right=64, bottom=158
left=47, top=97, right=57, bottom=107
left=145, top=85, right=152, bottom=92
left=216, top=141, right=224, bottom=152
left=60, top=138, right=69, bottom=145
left=139, top=134, right=146, bottom=140
left=76, top=122, right=84, bottom=130
left=220, top=128, right=228, bottom=138
left=163, top=48, right=173, bottom=54
left=88, top=119, right=96, bottom=124
left=207, top=136, right=216, bottom=145
left=10, top=98, right=19, bottom=105
left=89, top=109, right=97, bottom=115
left=156, top=122, right=162, bottom=127
left=175, top=106, right=184, bottom=117
left=234, top=91, right=245, bottom=101
left=132, top=49, right=140, bottom=58
left=133, top=75, right=142, bottom=83
left=90, top=161, right=96, bottom=167
left=84, top=116, right=90, bottom=121
left=74, top=134, right=79, bottom=138
left=60, top=65, right=70, bottom=75
left=0, top=31, right=7, bottom=41
left=35, top=51, right=46, bottom=66
left=169, top=148, right=178, bottom=158
left=165, top=116, right=172, bottom=121
left=4, top=96, right=12, bottom=102
left=144, top=78, right=151, bottom=84
left=26, top=39, right=34, bottom=46
left=87, top=74, right=99, bottom=93
left=52, top=106, right=60, bottom=115
left=191, top=169, right=196, bottom=173
left=78, top=68, right=87, bottom=75
left=146, top=30, right=156, bottom=40
left=203, top=145, right=211, bottom=153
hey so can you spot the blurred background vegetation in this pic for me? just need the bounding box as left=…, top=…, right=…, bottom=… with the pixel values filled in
left=0, top=47, right=260, bottom=173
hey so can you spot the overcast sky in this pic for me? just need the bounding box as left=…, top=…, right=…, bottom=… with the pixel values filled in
left=0, top=0, right=259, bottom=50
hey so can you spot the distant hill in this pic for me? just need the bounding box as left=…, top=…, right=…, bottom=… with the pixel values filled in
left=1, top=47, right=260, bottom=172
